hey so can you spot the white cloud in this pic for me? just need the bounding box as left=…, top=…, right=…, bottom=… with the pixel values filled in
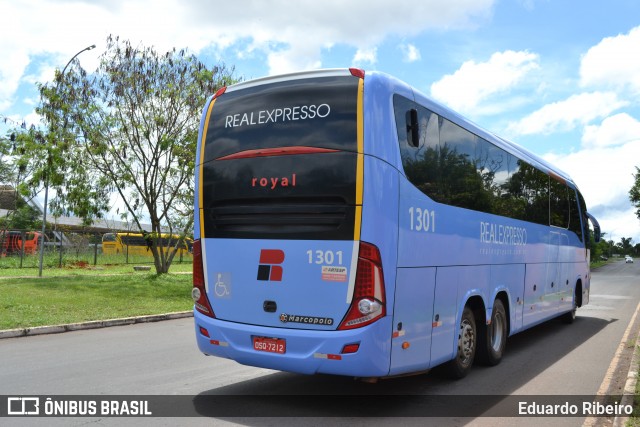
left=591, top=205, right=640, bottom=244
left=353, top=47, right=378, bottom=66
left=430, top=50, right=539, bottom=113
left=267, top=43, right=323, bottom=76
left=189, top=0, right=495, bottom=75
left=0, top=0, right=496, bottom=112
left=580, top=26, right=640, bottom=93
left=582, top=113, right=640, bottom=148
left=506, top=92, right=628, bottom=136
left=0, top=48, right=32, bottom=112
left=400, top=44, right=421, bottom=63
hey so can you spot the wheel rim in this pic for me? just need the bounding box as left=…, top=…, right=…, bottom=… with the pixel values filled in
left=458, top=318, right=475, bottom=366
left=490, top=312, right=504, bottom=352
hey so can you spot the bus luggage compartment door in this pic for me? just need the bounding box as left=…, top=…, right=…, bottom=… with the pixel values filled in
left=389, top=267, right=436, bottom=375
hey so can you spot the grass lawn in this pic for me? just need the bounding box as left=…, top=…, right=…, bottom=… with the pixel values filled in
left=0, top=269, right=193, bottom=330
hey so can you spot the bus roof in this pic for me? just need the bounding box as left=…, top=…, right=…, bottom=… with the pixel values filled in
left=225, top=68, right=357, bottom=93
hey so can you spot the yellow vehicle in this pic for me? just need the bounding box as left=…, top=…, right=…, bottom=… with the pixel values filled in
left=102, top=232, right=192, bottom=258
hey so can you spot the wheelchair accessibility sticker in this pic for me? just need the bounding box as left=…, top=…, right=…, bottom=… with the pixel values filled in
left=213, top=273, right=232, bottom=299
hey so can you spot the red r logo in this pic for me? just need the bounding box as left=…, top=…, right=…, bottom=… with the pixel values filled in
left=257, top=249, right=285, bottom=281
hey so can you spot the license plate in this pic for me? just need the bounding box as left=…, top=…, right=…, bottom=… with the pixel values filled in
left=253, top=337, right=286, bottom=354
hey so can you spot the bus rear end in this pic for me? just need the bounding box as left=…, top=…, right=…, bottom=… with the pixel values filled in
left=193, top=69, right=391, bottom=377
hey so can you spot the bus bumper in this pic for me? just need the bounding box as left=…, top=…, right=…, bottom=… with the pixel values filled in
left=194, top=310, right=392, bottom=377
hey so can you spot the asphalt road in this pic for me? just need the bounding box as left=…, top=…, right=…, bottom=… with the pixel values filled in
left=1, top=259, right=639, bottom=427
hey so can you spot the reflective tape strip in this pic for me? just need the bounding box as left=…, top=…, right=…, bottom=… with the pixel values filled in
left=314, top=353, right=342, bottom=360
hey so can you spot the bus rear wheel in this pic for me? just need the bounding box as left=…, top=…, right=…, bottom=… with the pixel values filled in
left=477, top=299, right=507, bottom=366
left=447, top=306, right=476, bottom=379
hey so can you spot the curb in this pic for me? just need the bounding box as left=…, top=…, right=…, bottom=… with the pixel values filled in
left=613, top=322, right=640, bottom=427
left=0, top=311, right=194, bottom=339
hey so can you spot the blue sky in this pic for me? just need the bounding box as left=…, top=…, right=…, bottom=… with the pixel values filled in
left=1, top=0, right=640, bottom=242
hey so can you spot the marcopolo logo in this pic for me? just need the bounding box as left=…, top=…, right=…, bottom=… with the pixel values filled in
left=279, top=313, right=334, bottom=325
left=257, top=249, right=285, bottom=281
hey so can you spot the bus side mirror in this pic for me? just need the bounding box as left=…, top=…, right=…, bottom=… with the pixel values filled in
left=586, top=212, right=601, bottom=243
left=406, top=109, right=419, bottom=148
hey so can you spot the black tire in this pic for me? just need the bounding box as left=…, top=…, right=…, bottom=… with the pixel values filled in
left=447, top=306, right=476, bottom=379
left=477, top=299, right=507, bottom=366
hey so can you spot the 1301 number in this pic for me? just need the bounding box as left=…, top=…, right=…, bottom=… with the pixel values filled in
left=409, top=207, right=436, bottom=232
left=307, top=250, right=343, bottom=265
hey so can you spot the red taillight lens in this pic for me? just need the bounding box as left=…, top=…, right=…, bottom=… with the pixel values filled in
left=341, top=343, right=360, bottom=354
left=192, top=239, right=215, bottom=318
left=338, top=242, right=386, bottom=330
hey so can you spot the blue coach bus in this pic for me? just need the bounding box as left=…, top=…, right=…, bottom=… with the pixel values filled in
left=192, top=68, right=600, bottom=379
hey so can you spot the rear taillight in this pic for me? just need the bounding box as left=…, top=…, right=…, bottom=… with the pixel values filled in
left=338, top=242, right=386, bottom=330
left=212, top=86, right=227, bottom=99
left=349, top=68, right=365, bottom=79
left=192, top=239, right=215, bottom=318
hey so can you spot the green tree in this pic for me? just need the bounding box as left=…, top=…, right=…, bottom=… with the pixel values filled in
left=1, top=126, right=42, bottom=230
left=589, top=232, right=612, bottom=262
left=631, top=166, right=640, bottom=220
left=0, top=132, right=14, bottom=184
left=19, top=35, right=236, bottom=273
left=619, top=237, right=634, bottom=256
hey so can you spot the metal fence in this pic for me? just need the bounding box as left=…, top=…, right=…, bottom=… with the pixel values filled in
left=0, top=229, right=192, bottom=269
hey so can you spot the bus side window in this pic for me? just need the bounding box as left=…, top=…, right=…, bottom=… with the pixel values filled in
left=568, top=188, right=583, bottom=241
left=550, top=178, right=570, bottom=229
left=393, top=94, right=440, bottom=197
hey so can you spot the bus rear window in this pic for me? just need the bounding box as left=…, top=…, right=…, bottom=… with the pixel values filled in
left=203, top=76, right=359, bottom=162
